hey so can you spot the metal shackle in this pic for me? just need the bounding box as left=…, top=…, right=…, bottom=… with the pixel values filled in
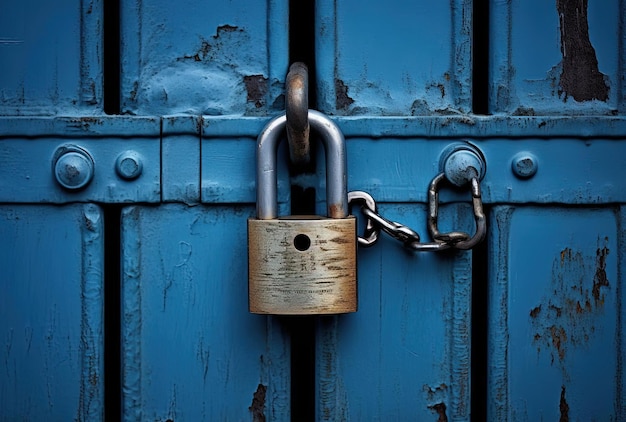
left=256, top=110, right=348, bottom=220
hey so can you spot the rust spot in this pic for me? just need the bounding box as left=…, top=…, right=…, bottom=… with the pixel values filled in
left=328, top=203, right=344, bottom=219
left=335, top=79, right=354, bottom=110
left=556, top=0, right=609, bottom=102
left=559, top=386, right=569, bottom=422
left=249, top=383, right=266, bottom=422
left=530, top=305, right=541, bottom=318
left=443, top=72, right=451, bottom=81
left=512, top=106, right=536, bottom=116
left=427, top=402, right=448, bottom=422
left=214, top=24, right=240, bottom=38
left=244, top=75, right=268, bottom=108
left=437, top=83, right=445, bottom=98
left=178, top=39, right=211, bottom=62
left=592, top=244, right=610, bottom=304
left=549, top=325, right=567, bottom=360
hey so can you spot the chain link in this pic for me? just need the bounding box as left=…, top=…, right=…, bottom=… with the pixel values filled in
left=348, top=170, right=486, bottom=252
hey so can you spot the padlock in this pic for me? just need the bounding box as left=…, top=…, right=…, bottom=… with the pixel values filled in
left=248, top=110, right=357, bottom=315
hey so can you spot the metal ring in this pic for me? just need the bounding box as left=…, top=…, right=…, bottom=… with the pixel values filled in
left=286, top=62, right=310, bottom=166
left=348, top=190, right=380, bottom=247
left=427, top=172, right=486, bottom=250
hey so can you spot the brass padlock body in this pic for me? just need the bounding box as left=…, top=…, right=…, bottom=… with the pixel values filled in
left=248, top=216, right=357, bottom=315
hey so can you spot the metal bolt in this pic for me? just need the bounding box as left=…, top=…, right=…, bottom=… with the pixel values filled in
left=440, top=143, right=486, bottom=187
left=54, top=146, right=95, bottom=190
left=511, top=152, right=538, bottom=179
left=115, top=151, right=143, bottom=180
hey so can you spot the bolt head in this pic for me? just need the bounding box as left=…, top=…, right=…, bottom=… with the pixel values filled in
left=115, top=151, right=143, bottom=180
left=54, top=150, right=94, bottom=190
left=512, top=153, right=538, bottom=178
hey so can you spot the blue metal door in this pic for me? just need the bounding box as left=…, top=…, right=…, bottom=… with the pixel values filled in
left=1, top=0, right=624, bottom=420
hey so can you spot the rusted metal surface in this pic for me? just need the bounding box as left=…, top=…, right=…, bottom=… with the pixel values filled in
left=488, top=206, right=622, bottom=420
left=285, top=62, right=311, bottom=165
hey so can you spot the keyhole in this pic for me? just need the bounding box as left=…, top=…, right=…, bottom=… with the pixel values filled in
left=294, top=234, right=311, bottom=251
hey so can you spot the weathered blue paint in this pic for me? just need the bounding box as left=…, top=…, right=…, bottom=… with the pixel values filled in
left=120, top=205, right=290, bottom=421
left=1, top=0, right=625, bottom=419
left=120, top=0, right=288, bottom=115
left=0, top=204, right=104, bottom=420
left=490, top=0, right=624, bottom=114
left=488, top=206, right=624, bottom=420
left=316, top=203, right=473, bottom=420
left=0, top=0, right=102, bottom=115
left=315, top=0, right=472, bottom=115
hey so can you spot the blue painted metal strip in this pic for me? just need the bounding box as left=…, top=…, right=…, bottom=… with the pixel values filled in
left=162, top=116, right=202, bottom=204
left=316, top=203, right=473, bottom=420
left=0, top=204, right=104, bottom=420
left=0, top=136, right=160, bottom=204
left=120, top=205, right=290, bottom=421
left=1, top=116, right=624, bottom=204
left=487, top=206, right=623, bottom=420
left=201, top=134, right=626, bottom=205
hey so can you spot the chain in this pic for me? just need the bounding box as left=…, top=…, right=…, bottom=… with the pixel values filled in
left=348, top=171, right=486, bottom=252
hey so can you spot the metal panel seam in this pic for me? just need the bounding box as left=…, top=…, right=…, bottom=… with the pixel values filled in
left=78, top=204, right=105, bottom=420
left=121, top=207, right=142, bottom=422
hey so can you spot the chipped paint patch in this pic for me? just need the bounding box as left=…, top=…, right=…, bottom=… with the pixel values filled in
left=559, top=386, right=569, bottom=422
left=334, top=79, right=354, bottom=111
left=134, top=25, right=276, bottom=115
left=244, top=75, right=268, bottom=109
left=556, top=0, right=609, bottom=102
left=427, top=402, right=448, bottom=422
left=249, top=384, right=266, bottom=422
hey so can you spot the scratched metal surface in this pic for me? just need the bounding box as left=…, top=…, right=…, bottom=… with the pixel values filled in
left=119, top=0, right=288, bottom=115
left=0, top=0, right=102, bottom=115
left=315, top=0, right=472, bottom=115
left=488, top=206, right=625, bottom=420
left=490, top=0, right=624, bottom=114
left=120, top=205, right=290, bottom=421
left=0, top=204, right=104, bottom=420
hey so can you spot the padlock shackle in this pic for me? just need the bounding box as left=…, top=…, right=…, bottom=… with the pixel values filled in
left=256, top=110, right=348, bottom=219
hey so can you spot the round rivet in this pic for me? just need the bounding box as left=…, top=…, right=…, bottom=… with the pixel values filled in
left=115, top=151, right=143, bottom=180
left=512, top=152, right=538, bottom=179
left=54, top=147, right=95, bottom=190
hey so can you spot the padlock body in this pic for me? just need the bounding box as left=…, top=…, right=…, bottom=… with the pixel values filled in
left=248, top=216, right=357, bottom=315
